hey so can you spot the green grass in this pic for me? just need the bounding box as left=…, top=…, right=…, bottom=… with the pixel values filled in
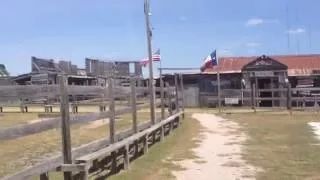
left=109, top=113, right=202, bottom=180
left=223, top=112, right=320, bottom=180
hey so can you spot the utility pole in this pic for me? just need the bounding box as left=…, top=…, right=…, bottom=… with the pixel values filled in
left=144, top=0, right=156, bottom=124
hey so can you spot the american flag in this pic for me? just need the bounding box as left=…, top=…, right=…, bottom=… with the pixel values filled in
left=140, top=49, right=161, bottom=67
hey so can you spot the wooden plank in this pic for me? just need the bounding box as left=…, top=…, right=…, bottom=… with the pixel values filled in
left=56, top=164, right=86, bottom=172
left=59, top=76, right=73, bottom=180
left=108, top=78, right=116, bottom=144
left=131, top=78, right=138, bottom=133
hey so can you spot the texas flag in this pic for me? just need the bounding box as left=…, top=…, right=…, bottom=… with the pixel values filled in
left=140, top=49, right=161, bottom=67
left=200, top=50, right=218, bottom=72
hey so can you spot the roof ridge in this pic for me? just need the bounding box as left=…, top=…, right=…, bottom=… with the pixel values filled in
left=220, top=54, right=320, bottom=60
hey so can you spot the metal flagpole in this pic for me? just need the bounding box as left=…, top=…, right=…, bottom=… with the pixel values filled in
left=216, top=51, right=221, bottom=113
left=144, top=0, right=156, bottom=124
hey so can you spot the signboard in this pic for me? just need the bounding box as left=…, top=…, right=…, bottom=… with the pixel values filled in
left=254, top=71, right=274, bottom=77
left=225, top=98, right=239, bottom=105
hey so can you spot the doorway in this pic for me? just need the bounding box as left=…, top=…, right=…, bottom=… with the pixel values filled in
left=258, top=78, right=272, bottom=107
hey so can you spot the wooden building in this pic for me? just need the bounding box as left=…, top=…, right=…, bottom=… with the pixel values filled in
left=165, top=54, right=320, bottom=107
left=12, top=57, right=144, bottom=86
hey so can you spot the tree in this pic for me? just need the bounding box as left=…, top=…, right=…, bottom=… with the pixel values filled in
left=0, top=64, right=10, bottom=77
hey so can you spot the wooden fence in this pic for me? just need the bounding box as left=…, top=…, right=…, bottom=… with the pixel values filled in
left=1, top=74, right=184, bottom=180
left=200, top=87, right=320, bottom=110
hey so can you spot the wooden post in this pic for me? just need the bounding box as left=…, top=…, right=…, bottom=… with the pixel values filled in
left=287, top=84, right=292, bottom=114
left=179, top=74, right=185, bottom=117
left=255, top=76, right=258, bottom=108
left=174, top=74, right=179, bottom=112
left=59, top=75, right=73, bottom=180
left=130, top=78, right=138, bottom=133
left=253, top=83, right=257, bottom=113
left=167, top=82, right=173, bottom=116
left=143, top=134, right=149, bottom=153
left=124, top=145, right=130, bottom=170
left=160, top=125, right=164, bottom=141
left=145, top=0, right=156, bottom=126
left=20, top=99, right=24, bottom=113
left=78, top=166, right=89, bottom=180
left=217, top=71, right=221, bottom=113
left=40, top=172, right=49, bottom=180
left=108, top=78, right=116, bottom=143
left=160, top=69, right=165, bottom=120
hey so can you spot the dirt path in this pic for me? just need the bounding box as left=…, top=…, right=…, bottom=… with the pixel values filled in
left=172, top=113, right=258, bottom=180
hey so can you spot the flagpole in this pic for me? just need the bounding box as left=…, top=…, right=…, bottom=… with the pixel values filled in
left=144, top=0, right=156, bottom=124
left=216, top=51, right=221, bottom=113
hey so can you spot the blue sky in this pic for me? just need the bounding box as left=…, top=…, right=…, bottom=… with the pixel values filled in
left=0, top=0, right=319, bottom=75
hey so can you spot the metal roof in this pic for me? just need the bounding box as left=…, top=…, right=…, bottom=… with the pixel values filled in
left=204, top=54, right=320, bottom=76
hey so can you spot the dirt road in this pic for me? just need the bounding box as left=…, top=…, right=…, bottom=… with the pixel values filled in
left=173, top=113, right=258, bottom=180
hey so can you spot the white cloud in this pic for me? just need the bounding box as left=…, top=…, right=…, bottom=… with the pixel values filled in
left=179, top=16, right=187, bottom=21
left=246, top=42, right=261, bottom=48
left=219, top=49, right=233, bottom=56
left=246, top=18, right=279, bottom=26
left=246, top=18, right=264, bottom=26
left=286, top=28, right=306, bottom=34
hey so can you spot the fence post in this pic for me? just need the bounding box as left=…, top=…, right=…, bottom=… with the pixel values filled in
left=217, top=71, right=221, bottom=113
left=174, top=74, right=179, bottom=112
left=40, top=172, right=49, bottom=180
left=179, top=74, right=185, bottom=118
left=108, top=78, right=116, bottom=143
left=59, top=75, right=73, bottom=180
left=20, top=99, right=25, bottom=113
left=251, top=82, right=256, bottom=113
left=130, top=77, right=138, bottom=133
left=160, top=69, right=165, bottom=120
left=287, top=84, right=292, bottom=115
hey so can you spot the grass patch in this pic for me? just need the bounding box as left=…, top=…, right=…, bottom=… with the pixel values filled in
left=224, top=112, right=320, bottom=180
left=109, top=113, right=203, bottom=180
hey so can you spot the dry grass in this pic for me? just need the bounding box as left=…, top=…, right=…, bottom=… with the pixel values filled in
left=223, top=111, right=320, bottom=180
left=0, top=113, right=40, bottom=127
left=0, top=110, right=159, bottom=178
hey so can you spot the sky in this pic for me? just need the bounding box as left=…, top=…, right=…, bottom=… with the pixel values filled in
left=0, top=0, right=319, bottom=76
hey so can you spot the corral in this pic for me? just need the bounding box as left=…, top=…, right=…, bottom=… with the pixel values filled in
left=0, top=73, right=185, bottom=180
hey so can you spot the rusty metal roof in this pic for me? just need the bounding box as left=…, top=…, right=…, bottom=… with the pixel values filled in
left=204, top=54, right=320, bottom=76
